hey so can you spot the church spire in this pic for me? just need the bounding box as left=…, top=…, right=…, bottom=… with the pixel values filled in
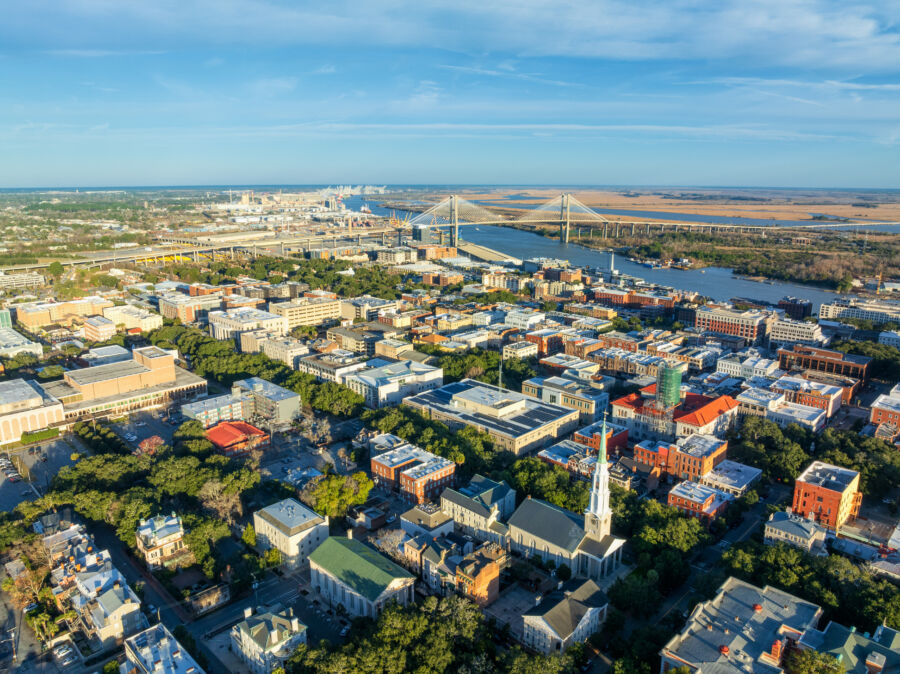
left=586, top=416, right=612, bottom=539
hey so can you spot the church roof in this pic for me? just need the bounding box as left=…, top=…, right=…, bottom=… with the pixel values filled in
left=507, top=498, right=586, bottom=554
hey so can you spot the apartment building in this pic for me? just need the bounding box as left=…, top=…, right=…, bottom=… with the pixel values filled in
left=157, top=293, right=222, bottom=323
left=404, top=379, right=580, bottom=456
left=371, top=442, right=456, bottom=504
left=503, top=341, right=539, bottom=360
left=267, top=297, right=342, bottom=329
left=667, top=481, right=734, bottom=522
left=232, top=377, right=301, bottom=423
left=260, top=336, right=309, bottom=368
left=253, top=498, right=328, bottom=570
left=135, top=514, right=190, bottom=570
left=297, top=350, right=366, bottom=383
left=792, top=461, right=862, bottom=531
left=181, top=391, right=253, bottom=428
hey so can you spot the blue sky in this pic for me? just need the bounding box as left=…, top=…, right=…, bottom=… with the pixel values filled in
left=2, top=1, right=899, bottom=188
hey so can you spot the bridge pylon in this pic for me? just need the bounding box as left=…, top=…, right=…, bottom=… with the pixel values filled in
left=560, top=193, right=572, bottom=244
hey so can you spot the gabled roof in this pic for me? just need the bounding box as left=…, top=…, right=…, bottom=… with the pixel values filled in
left=309, top=537, right=413, bottom=602
left=525, top=579, right=608, bottom=639
left=235, top=605, right=305, bottom=653
left=507, top=498, right=585, bottom=554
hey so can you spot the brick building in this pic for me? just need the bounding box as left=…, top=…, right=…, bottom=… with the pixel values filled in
left=792, top=461, right=862, bottom=531
left=777, top=344, right=871, bottom=380
left=371, top=443, right=456, bottom=504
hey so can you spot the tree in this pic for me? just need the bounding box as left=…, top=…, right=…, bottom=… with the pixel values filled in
left=784, top=648, right=845, bottom=674
left=47, top=261, right=64, bottom=278
left=304, top=472, right=374, bottom=518
left=242, top=523, right=257, bottom=548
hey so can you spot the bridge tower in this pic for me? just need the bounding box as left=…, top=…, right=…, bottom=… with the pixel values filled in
left=560, top=193, right=571, bottom=244
left=450, top=195, right=459, bottom=247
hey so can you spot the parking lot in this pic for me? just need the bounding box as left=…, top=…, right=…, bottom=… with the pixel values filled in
left=110, top=409, right=178, bottom=450
left=0, top=438, right=79, bottom=512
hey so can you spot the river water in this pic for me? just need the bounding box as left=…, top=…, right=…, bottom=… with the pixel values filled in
left=344, top=196, right=844, bottom=309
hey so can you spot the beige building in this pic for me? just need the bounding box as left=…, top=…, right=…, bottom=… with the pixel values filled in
left=522, top=580, right=608, bottom=654
left=17, top=296, right=114, bottom=329
left=268, top=297, right=342, bottom=329
left=253, top=498, right=329, bottom=569
left=261, top=337, right=309, bottom=368
left=103, top=304, right=164, bottom=333
left=231, top=605, right=306, bottom=674
left=83, top=315, right=117, bottom=342
left=0, top=379, right=64, bottom=446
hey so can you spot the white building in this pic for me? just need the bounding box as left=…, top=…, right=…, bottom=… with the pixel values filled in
left=769, top=318, right=828, bottom=347
left=879, top=330, right=900, bottom=349
left=122, top=623, right=205, bottom=674
left=819, top=298, right=900, bottom=325
left=253, top=498, right=329, bottom=569
left=521, top=579, right=608, bottom=654
left=230, top=605, right=306, bottom=674
left=208, top=308, right=286, bottom=340
left=0, top=327, right=43, bottom=359
left=344, top=359, right=443, bottom=408
left=504, top=341, right=539, bottom=360
left=103, top=305, right=163, bottom=333
left=261, top=337, right=309, bottom=368
left=504, top=309, right=545, bottom=330
left=308, top=535, right=415, bottom=618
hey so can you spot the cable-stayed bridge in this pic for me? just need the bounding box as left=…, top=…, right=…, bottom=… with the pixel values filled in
left=407, top=194, right=900, bottom=245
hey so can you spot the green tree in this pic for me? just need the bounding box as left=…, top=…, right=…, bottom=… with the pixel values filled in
left=242, top=523, right=257, bottom=548
left=784, top=648, right=846, bottom=674
left=47, top=261, right=64, bottom=278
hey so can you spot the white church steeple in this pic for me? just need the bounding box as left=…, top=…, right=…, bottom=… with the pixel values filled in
left=585, top=417, right=612, bottom=540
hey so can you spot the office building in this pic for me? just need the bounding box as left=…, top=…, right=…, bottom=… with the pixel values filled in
left=345, top=359, right=443, bottom=408
left=232, top=377, right=301, bottom=424
left=135, top=514, right=190, bottom=570
left=633, top=434, right=728, bottom=483
left=268, top=297, right=342, bottom=329
left=503, top=340, right=539, bottom=360
left=371, top=442, right=456, bottom=504
left=261, top=337, right=309, bottom=368
left=253, top=498, right=328, bottom=570
left=778, top=296, right=813, bottom=321
left=208, top=307, right=285, bottom=340
left=659, top=577, right=822, bottom=673
left=340, top=295, right=400, bottom=321
left=0, top=326, right=43, bottom=358
left=157, top=293, right=223, bottom=324
left=819, top=298, right=900, bottom=325
left=102, top=304, right=163, bottom=334
left=777, top=344, right=872, bottom=380
left=521, top=579, right=608, bottom=654
left=297, top=350, right=367, bottom=383
left=231, top=605, right=306, bottom=674
left=16, top=296, right=114, bottom=330
left=181, top=392, right=253, bottom=428
left=404, top=379, right=579, bottom=456
left=694, top=305, right=774, bottom=344
left=770, top=375, right=842, bottom=417
left=122, top=624, right=204, bottom=674
left=792, top=461, right=862, bottom=531
left=309, top=536, right=415, bottom=618
left=764, top=511, right=828, bottom=556
left=699, top=460, right=762, bottom=497
left=83, top=315, right=117, bottom=342
left=326, top=326, right=382, bottom=356
left=769, top=318, right=827, bottom=347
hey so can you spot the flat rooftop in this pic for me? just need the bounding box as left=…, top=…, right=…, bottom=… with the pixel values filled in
left=702, top=459, right=762, bottom=490
left=234, top=376, right=298, bottom=402
left=404, top=379, right=575, bottom=440
left=0, top=378, right=47, bottom=412
left=66, top=359, right=149, bottom=387
left=798, top=461, right=859, bottom=491
left=675, top=434, right=725, bottom=458
left=54, top=366, right=206, bottom=413
left=256, top=498, right=323, bottom=537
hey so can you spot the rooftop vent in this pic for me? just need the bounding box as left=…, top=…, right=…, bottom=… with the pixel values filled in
left=719, top=645, right=730, bottom=656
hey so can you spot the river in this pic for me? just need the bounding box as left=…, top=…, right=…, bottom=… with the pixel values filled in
left=344, top=196, right=844, bottom=309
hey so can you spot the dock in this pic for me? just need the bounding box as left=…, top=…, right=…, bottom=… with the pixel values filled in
left=457, top=241, right=520, bottom=264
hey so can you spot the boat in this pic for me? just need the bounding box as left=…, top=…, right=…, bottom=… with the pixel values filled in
left=360, top=203, right=372, bottom=214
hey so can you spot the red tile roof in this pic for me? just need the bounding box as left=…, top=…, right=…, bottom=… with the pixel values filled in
left=675, top=395, right=738, bottom=428
left=207, top=421, right=267, bottom=450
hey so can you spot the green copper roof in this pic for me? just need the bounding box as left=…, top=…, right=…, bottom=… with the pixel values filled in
left=309, top=537, right=413, bottom=602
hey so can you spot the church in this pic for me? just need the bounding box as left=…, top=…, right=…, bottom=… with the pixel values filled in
left=507, top=419, right=626, bottom=581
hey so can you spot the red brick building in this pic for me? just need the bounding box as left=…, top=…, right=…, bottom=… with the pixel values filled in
left=633, top=435, right=727, bottom=482
left=777, top=344, right=872, bottom=381
left=371, top=442, right=456, bottom=504
left=572, top=420, right=629, bottom=455
left=792, top=461, right=862, bottom=531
